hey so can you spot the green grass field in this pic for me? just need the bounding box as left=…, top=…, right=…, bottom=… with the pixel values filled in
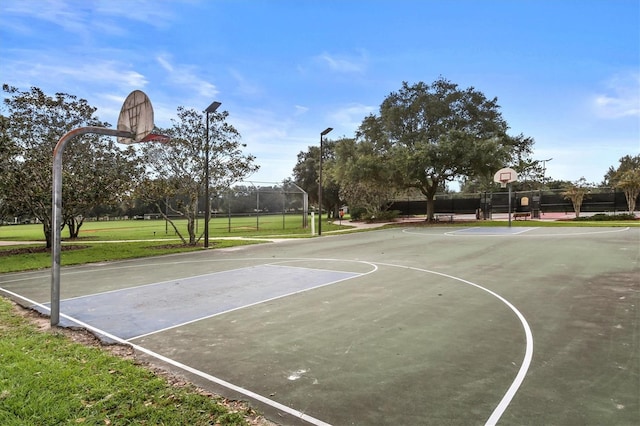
left=0, top=215, right=348, bottom=273
left=0, top=214, right=343, bottom=241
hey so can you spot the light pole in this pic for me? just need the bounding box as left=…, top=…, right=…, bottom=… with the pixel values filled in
left=542, top=157, right=552, bottom=187
left=204, top=101, right=221, bottom=248
left=318, top=127, right=333, bottom=236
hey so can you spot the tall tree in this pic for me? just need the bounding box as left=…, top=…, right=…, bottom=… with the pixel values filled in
left=358, top=78, right=534, bottom=221
left=614, top=169, right=640, bottom=214
left=605, top=155, right=640, bottom=215
left=330, top=136, right=398, bottom=219
left=292, top=139, right=341, bottom=217
left=603, top=155, right=640, bottom=186
left=562, top=177, right=592, bottom=218
left=0, top=114, right=17, bottom=221
left=1, top=85, right=140, bottom=247
left=138, top=106, right=258, bottom=245
left=293, top=146, right=320, bottom=206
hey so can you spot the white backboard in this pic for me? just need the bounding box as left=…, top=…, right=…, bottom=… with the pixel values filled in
left=117, top=90, right=154, bottom=144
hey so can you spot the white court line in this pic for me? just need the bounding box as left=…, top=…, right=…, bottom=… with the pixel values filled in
left=375, top=262, right=534, bottom=426
left=0, top=287, right=332, bottom=426
left=444, top=227, right=537, bottom=236
left=402, top=226, right=632, bottom=238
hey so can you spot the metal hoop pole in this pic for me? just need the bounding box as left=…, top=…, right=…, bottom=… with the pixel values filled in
left=51, top=127, right=132, bottom=326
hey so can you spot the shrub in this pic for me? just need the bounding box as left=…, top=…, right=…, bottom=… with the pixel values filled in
left=572, top=213, right=637, bottom=221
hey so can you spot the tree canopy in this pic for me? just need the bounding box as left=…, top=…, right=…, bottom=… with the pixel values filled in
left=607, top=155, right=640, bottom=214
left=294, top=78, right=535, bottom=221
left=137, top=106, right=258, bottom=245
left=562, top=177, right=592, bottom=218
left=1, top=85, right=141, bottom=246
left=292, top=140, right=341, bottom=217
left=364, top=79, right=534, bottom=219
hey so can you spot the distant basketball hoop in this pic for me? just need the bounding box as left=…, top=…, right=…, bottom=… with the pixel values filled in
left=493, top=167, right=519, bottom=228
left=494, top=167, right=518, bottom=188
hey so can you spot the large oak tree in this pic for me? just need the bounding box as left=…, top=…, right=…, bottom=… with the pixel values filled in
left=358, top=78, right=534, bottom=220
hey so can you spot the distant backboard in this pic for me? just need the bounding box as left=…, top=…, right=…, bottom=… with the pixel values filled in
left=117, top=90, right=154, bottom=144
left=493, top=167, right=518, bottom=188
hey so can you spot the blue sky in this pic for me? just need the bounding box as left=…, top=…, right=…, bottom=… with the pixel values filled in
left=1, top=0, right=638, bottom=187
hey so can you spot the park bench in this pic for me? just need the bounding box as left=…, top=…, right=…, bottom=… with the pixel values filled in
left=434, top=213, right=455, bottom=223
left=513, top=212, right=530, bottom=220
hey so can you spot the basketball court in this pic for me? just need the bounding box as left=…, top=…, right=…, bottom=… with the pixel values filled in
left=1, top=225, right=638, bottom=425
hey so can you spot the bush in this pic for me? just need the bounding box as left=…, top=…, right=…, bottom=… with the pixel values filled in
left=572, top=213, right=637, bottom=221
left=368, top=210, right=400, bottom=222
left=348, top=207, right=367, bottom=221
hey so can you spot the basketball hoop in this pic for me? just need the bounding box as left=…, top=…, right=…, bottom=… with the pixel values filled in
left=493, top=167, right=519, bottom=229
left=141, top=133, right=170, bottom=143
left=51, top=89, right=168, bottom=327
left=117, top=90, right=156, bottom=144
left=493, top=167, right=518, bottom=187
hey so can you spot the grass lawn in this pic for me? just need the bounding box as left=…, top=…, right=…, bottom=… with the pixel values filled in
left=0, top=214, right=346, bottom=242
left=0, top=240, right=265, bottom=274
left=0, top=297, right=267, bottom=425
left=0, top=215, right=351, bottom=273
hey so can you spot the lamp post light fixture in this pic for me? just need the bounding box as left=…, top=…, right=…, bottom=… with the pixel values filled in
left=318, top=127, right=333, bottom=236
left=204, top=101, right=221, bottom=248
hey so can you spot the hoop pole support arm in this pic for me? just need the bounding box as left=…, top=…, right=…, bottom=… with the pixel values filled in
left=51, top=127, right=133, bottom=326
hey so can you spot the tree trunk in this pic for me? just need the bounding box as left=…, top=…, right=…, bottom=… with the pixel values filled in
left=66, top=216, right=84, bottom=239
left=187, top=216, right=196, bottom=245
left=623, top=188, right=638, bottom=214
left=187, top=197, right=198, bottom=245
left=422, top=183, right=438, bottom=222
left=153, top=201, right=187, bottom=244
left=426, top=197, right=435, bottom=222
left=43, top=222, right=52, bottom=249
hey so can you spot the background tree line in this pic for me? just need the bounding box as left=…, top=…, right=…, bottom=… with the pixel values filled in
left=2, top=78, right=637, bottom=247
left=292, top=78, right=639, bottom=221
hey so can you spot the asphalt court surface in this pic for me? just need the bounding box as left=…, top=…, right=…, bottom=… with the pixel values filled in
left=1, top=225, right=638, bottom=425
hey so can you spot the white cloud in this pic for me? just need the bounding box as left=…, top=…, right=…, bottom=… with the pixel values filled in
left=0, top=0, right=89, bottom=34
left=2, top=54, right=148, bottom=90
left=229, top=69, right=263, bottom=97
left=329, top=103, right=376, bottom=133
left=155, top=54, right=218, bottom=98
left=593, top=72, right=640, bottom=119
left=0, top=0, right=175, bottom=35
left=317, top=51, right=368, bottom=73
left=94, top=0, right=175, bottom=28
left=294, top=105, right=309, bottom=116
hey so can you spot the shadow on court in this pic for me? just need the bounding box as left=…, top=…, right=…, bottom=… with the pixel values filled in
left=1, top=226, right=638, bottom=425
